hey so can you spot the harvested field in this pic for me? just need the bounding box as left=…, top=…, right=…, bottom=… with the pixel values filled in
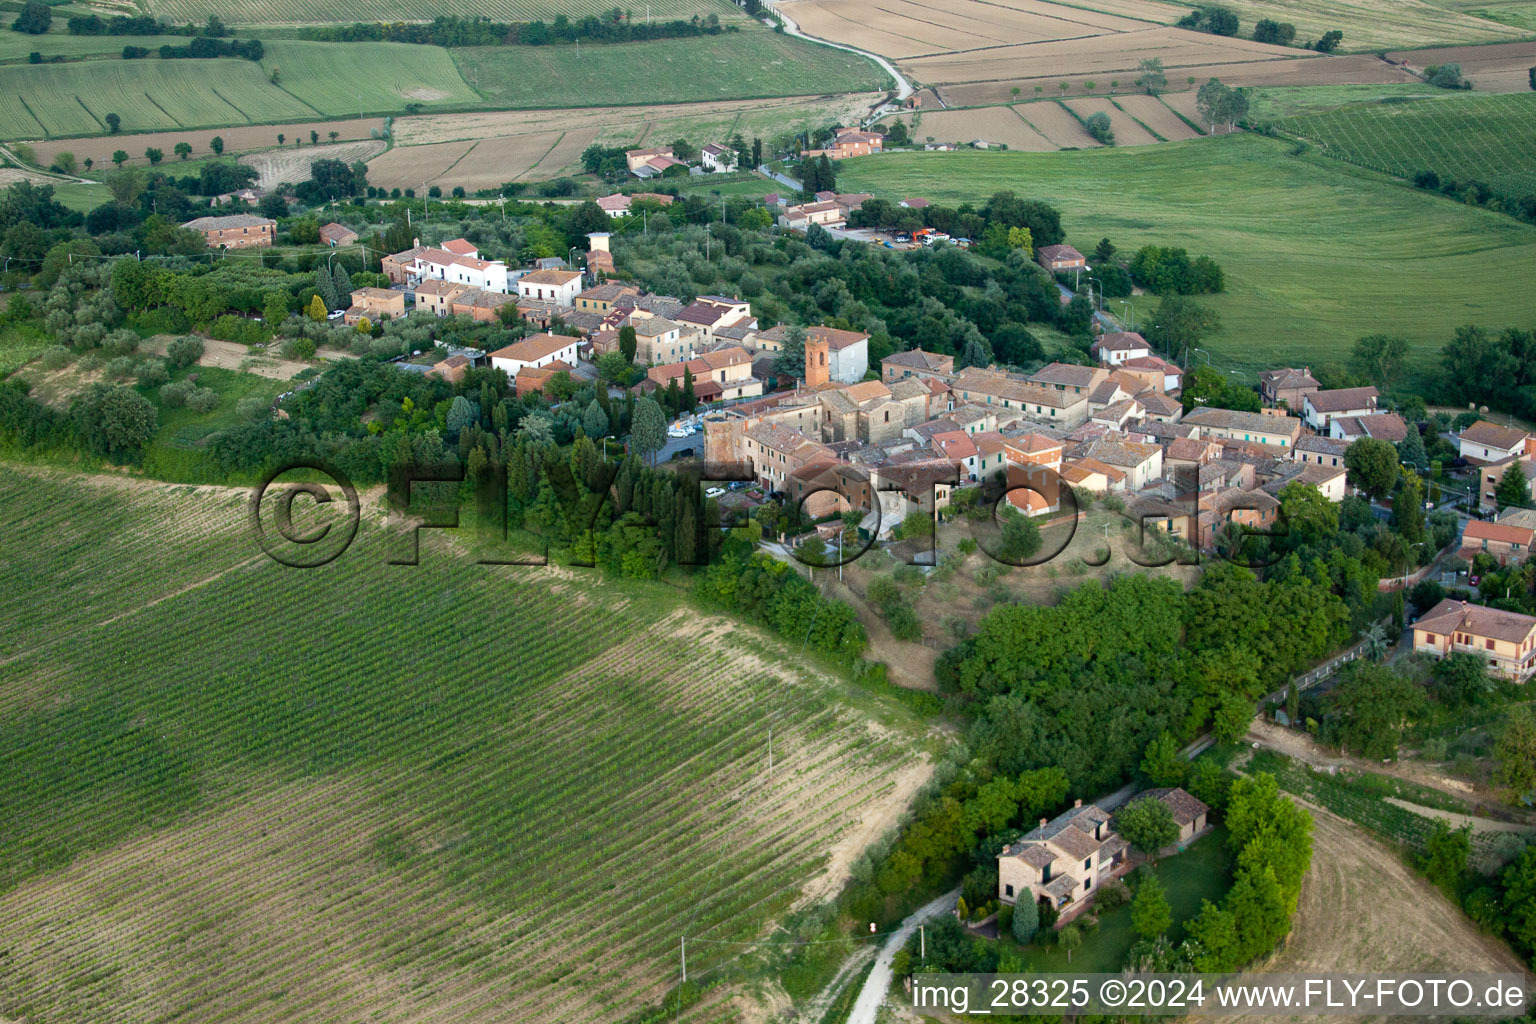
left=0, top=167, right=54, bottom=186
left=528, top=126, right=602, bottom=179
left=239, top=139, right=387, bottom=189
left=780, top=0, right=1148, bottom=59
left=436, top=132, right=568, bottom=190
left=1014, top=100, right=1102, bottom=147
left=25, top=118, right=384, bottom=169
left=1065, top=96, right=1162, bottom=144
left=1237, top=806, right=1523, bottom=996
left=903, top=106, right=1053, bottom=149
left=365, top=138, right=475, bottom=190
left=1113, top=92, right=1202, bottom=139
left=1388, top=39, right=1536, bottom=93
left=938, top=53, right=1417, bottom=105
left=1192, top=0, right=1529, bottom=51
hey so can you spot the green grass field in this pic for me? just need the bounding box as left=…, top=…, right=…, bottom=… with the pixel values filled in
left=0, top=24, right=171, bottom=62
left=1247, top=83, right=1447, bottom=120
left=260, top=40, right=478, bottom=116
left=0, top=57, right=315, bottom=139
left=837, top=135, right=1536, bottom=375
left=0, top=466, right=926, bottom=1023
left=454, top=29, right=890, bottom=109
left=1280, top=91, right=1536, bottom=203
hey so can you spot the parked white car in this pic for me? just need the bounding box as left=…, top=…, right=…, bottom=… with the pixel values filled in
left=705, top=487, right=726, bottom=499
left=326, top=310, right=345, bottom=320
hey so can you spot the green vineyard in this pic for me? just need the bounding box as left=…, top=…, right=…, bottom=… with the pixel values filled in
left=1281, top=92, right=1536, bottom=202
left=259, top=41, right=480, bottom=115
left=0, top=467, right=926, bottom=1023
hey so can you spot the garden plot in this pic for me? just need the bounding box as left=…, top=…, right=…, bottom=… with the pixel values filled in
left=1066, top=96, right=1162, bottom=144
left=1014, top=100, right=1103, bottom=147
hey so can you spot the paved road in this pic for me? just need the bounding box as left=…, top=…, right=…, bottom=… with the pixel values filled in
left=765, top=0, right=915, bottom=101
left=846, top=888, right=959, bottom=1024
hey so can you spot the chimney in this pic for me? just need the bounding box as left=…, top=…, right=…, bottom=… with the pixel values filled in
left=1073, top=798, right=1082, bottom=808
left=413, top=236, right=420, bottom=247
left=1039, top=818, right=1048, bottom=828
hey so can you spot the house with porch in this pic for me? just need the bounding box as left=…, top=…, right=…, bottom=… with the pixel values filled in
left=997, top=800, right=1130, bottom=922
left=1413, top=598, right=1536, bottom=682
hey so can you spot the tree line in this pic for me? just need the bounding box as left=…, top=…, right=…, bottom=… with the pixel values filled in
left=291, top=10, right=731, bottom=47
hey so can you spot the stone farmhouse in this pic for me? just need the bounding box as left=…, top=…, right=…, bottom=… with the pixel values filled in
left=181, top=214, right=275, bottom=249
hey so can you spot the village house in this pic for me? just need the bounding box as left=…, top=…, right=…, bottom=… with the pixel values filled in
left=1137, top=392, right=1184, bottom=424
left=1072, top=436, right=1164, bottom=491
left=625, top=146, right=685, bottom=177
left=675, top=295, right=756, bottom=343
left=899, top=197, right=929, bottom=209
left=882, top=348, right=955, bottom=384
left=1461, top=514, right=1536, bottom=565
left=778, top=200, right=846, bottom=230
left=1029, top=362, right=1107, bottom=395
left=1118, top=354, right=1184, bottom=394
left=1414, top=598, right=1536, bottom=681
left=1036, top=244, right=1087, bottom=274
left=1460, top=420, right=1531, bottom=465
left=1259, top=366, right=1320, bottom=409
left=411, top=279, right=468, bottom=317
left=451, top=288, right=518, bottom=322
left=181, top=214, right=276, bottom=249
left=1136, top=788, right=1211, bottom=846
left=1479, top=449, right=1536, bottom=510
left=595, top=191, right=675, bottom=218
left=488, top=333, right=581, bottom=380
left=645, top=347, right=762, bottom=402
left=1196, top=486, right=1281, bottom=549
left=426, top=354, right=472, bottom=385
left=804, top=126, right=883, bottom=160
left=1089, top=332, right=1151, bottom=367
left=1182, top=406, right=1301, bottom=449
left=997, top=800, right=1129, bottom=921
left=1264, top=462, right=1348, bottom=502
left=630, top=315, right=699, bottom=365
left=950, top=367, right=1091, bottom=429
left=700, top=143, right=735, bottom=172
left=318, top=222, right=358, bottom=247
left=1293, top=434, right=1351, bottom=468
left=1302, top=386, right=1379, bottom=432
left=516, top=268, right=583, bottom=308
left=1330, top=411, right=1408, bottom=443
left=342, top=287, right=404, bottom=326
left=514, top=361, right=575, bottom=398
left=392, top=240, right=510, bottom=294
left=574, top=282, right=640, bottom=313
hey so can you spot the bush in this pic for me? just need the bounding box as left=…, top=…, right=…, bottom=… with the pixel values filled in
left=185, top=387, right=220, bottom=413
left=159, top=378, right=196, bottom=408
left=1084, top=111, right=1115, bottom=145
left=134, top=359, right=169, bottom=389
left=1095, top=878, right=1131, bottom=910
left=105, top=356, right=137, bottom=379
left=283, top=337, right=317, bottom=361
left=166, top=335, right=204, bottom=369
left=39, top=345, right=71, bottom=370
left=235, top=394, right=270, bottom=422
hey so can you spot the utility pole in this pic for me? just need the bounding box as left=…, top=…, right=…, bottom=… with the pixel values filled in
left=680, top=936, right=687, bottom=983
left=920, top=924, right=925, bottom=961
left=768, top=726, right=773, bottom=778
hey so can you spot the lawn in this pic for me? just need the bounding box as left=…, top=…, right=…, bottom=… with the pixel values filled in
left=259, top=40, right=479, bottom=117
left=837, top=134, right=1536, bottom=376
left=0, top=465, right=929, bottom=1023
left=0, top=57, right=316, bottom=139
left=1280, top=91, right=1536, bottom=203
left=1016, top=825, right=1233, bottom=973
left=1247, top=82, right=1447, bottom=120
left=454, top=29, right=890, bottom=109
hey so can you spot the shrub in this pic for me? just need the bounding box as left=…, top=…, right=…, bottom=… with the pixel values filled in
left=166, top=335, right=204, bottom=368
left=105, top=356, right=137, bottom=379
left=283, top=337, right=317, bottom=361
left=185, top=387, right=220, bottom=413
left=159, top=378, right=197, bottom=408
left=39, top=345, right=71, bottom=370
left=1011, top=895, right=1039, bottom=943
left=134, top=359, right=169, bottom=389
left=235, top=394, right=270, bottom=422
left=1095, top=878, right=1131, bottom=910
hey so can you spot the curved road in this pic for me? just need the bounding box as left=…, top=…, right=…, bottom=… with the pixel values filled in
left=846, top=887, right=958, bottom=1024
left=765, top=0, right=915, bottom=102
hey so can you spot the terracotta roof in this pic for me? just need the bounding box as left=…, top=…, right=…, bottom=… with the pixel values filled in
left=1036, top=244, right=1084, bottom=262
left=1296, top=434, right=1351, bottom=456
left=440, top=238, right=477, bottom=256
left=1416, top=598, right=1536, bottom=644
left=1138, top=787, right=1210, bottom=827
left=1138, top=392, right=1183, bottom=416
left=1165, top=437, right=1212, bottom=463
left=883, top=348, right=952, bottom=372
left=489, top=333, right=578, bottom=364
left=596, top=193, right=631, bottom=212
left=1260, top=367, right=1319, bottom=390
left=1029, top=362, right=1104, bottom=389
left=1121, top=354, right=1182, bottom=374
left=931, top=431, right=979, bottom=461
left=1305, top=386, right=1378, bottom=414
left=1334, top=412, right=1407, bottom=442
left=318, top=222, right=357, bottom=243
left=1184, top=407, right=1298, bottom=435
left=1461, top=420, right=1529, bottom=451
left=1464, top=519, right=1536, bottom=546
left=843, top=380, right=892, bottom=404
left=1067, top=457, right=1126, bottom=482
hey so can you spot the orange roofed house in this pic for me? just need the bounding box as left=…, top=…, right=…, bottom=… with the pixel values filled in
left=1414, top=598, right=1536, bottom=681
left=182, top=214, right=276, bottom=249
left=804, top=126, right=883, bottom=160
left=489, top=333, right=581, bottom=381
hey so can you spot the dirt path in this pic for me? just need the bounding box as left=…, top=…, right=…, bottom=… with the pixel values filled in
left=1246, top=719, right=1536, bottom=824
left=823, top=573, right=939, bottom=691
left=140, top=336, right=314, bottom=380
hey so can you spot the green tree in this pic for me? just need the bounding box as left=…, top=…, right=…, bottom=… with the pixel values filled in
left=307, top=294, right=327, bottom=321
left=1140, top=730, right=1186, bottom=786
left=1419, top=820, right=1471, bottom=896
left=1059, top=923, right=1082, bottom=963
left=13, top=1, right=52, bottom=33
left=71, top=382, right=157, bottom=462
left=105, top=112, right=121, bottom=134
left=1131, top=875, right=1172, bottom=938
left=1137, top=56, right=1167, bottom=94
left=631, top=396, right=666, bottom=465
left=618, top=324, right=637, bottom=364
left=111, top=150, right=129, bottom=168
left=1397, top=423, right=1428, bottom=472
left=582, top=398, right=609, bottom=439
left=1502, top=845, right=1536, bottom=953
left=1431, top=652, right=1491, bottom=709
left=682, top=367, right=696, bottom=413
left=1348, top=334, right=1409, bottom=388
left=1497, top=459, right=1530, bottom=509
left=777, top=324, right=807, bottom=378
left=1011, top=893, right=1039, bottom=943
left=1117, top=797, right=1180, bottom=857
left=174, top=141, right=193, bottom=161
left=210, top=135, right=224, bottom=155
left=996, top=507, right=1042, bottom=564
left=1343, top=437, right=1399, bottom=500
left=144, top=147, right=163, bottom=166
left=1145, top=294, right=1220, bottom=361
left=1494, top=705, right=1536, bottom=796
left=1326, top=661, right=1425, bottom=760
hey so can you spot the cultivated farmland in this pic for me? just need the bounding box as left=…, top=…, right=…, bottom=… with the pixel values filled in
left=259, top=40, right=480, bottom=114
left=0, top=58, right=315, bottom=139
left=1388, top=39, right=1536, bottom=92
left=837, top=134, right=1536, bottom=373
left=902, top=106, right=1054, bottom=150
left=138, top=0, right=740, bottom=26
left=1111, top=92, right=1202, bottom=139
left=1065, top=96, right=1162, bottom=144
left=1014, top=101, right=1103, bottom=148
left=25, top=117, right=386, bottom=168
left=0, top=466, right=931, bottom=1024
left=452, top=29, right=889, bottom=109
left=239, top=138, right=387, bottom=187
left=1281, top=91, right=1536, bottom=203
